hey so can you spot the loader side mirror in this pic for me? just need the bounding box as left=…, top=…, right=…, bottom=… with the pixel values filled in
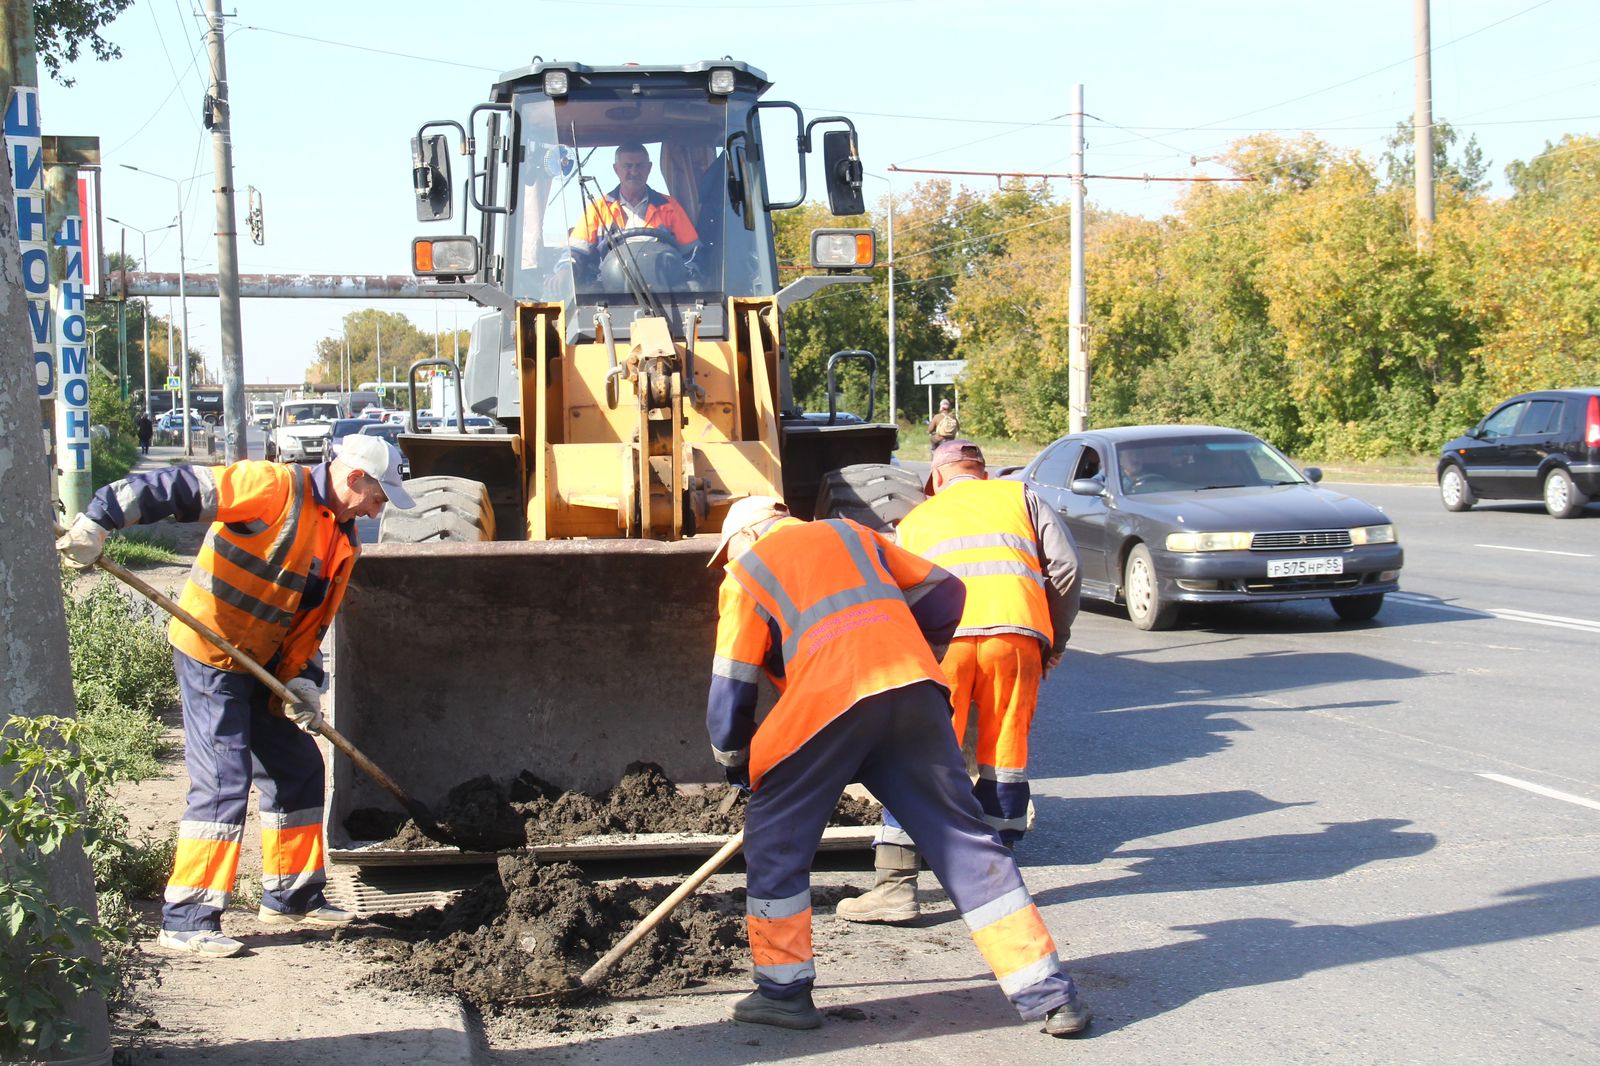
left=822, top=130, right=865, bottom=217
left=412, top=133, right=453, bottom=222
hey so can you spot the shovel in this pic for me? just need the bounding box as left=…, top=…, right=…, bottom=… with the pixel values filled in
left=67, top=528, right=473, bottom=851
left=520, top=830, right=746, bottom=1005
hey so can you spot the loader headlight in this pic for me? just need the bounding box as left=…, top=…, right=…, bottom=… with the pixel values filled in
left=708, top=68, right=736, bottom=95
left=412, top=236, right=481, bottom=278
left=1349, top=524, right=1397, bottom=545
left=543, top=69, right=569, bottom=97
left=810, top=228, right=876, bottom=270
left=1166, top=531, right=1253, bottom=552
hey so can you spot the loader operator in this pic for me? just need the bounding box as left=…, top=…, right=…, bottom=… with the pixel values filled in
left=838, top=439, right=1080, bottom=926
left=569, top=142, right=700, bottom=251
left=56, top=436, right=416, bottom=958
left=705, top=496, right=1092, bottom=1037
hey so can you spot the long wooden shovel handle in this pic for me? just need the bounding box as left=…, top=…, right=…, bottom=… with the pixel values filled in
left=578, top=830, right=745, bottom=990
left=68, top=529, right=436, bottom=829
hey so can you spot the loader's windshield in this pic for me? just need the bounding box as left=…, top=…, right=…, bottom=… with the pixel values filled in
left=507, top=81, right=777, bottom=340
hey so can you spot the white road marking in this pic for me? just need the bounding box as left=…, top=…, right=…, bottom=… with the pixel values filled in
left=1388, top=593, right=1600, bottom=633
left=1474, top=543, right=1593, bottom=558
left=1478, top=773, right=1600, bottom=813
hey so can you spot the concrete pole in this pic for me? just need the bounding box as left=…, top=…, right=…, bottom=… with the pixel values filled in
left=1068, top=83, right=1089, bottom=434
left=140, top=233, right=150, bottom=415
left=886, top=176, right=897, bottom=433
left=375, top=318, right=382, bottom=400
left=176, top=188, right=191, bottom=454
left=204, top=0, right=247, bottom=461
left=0, top=71, right=113, bottom=1065
left=116, top=230, right=128, bottom=400
left=1413, top=0, right=1435, bottom=251
left=44, top=160, right=89, bottom=517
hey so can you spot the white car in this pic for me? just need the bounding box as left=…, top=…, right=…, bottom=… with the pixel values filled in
left=267, top=400, right=340, bottom=464
left=251, top=401, right=276, bottom=429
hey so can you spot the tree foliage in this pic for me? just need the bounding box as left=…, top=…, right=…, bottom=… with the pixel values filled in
left=33, top=0, right=134, bottom=86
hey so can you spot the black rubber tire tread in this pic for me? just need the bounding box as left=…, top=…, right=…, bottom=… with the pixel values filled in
left=377, top=475, right=495, bottom=543
left=1542, top=466, right=1585, bottom=519
left=1331, top=592, right=1385, bottom=623
left=1438, top=464, right=1475, bottom=512
left=1123, top=542, right=1178, bottom=631
left=814, top=463, right=927, bottom=532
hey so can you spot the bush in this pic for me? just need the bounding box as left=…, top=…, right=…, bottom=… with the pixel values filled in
left=0, top=715, right=125, bottom=1057
left=102, top=529, right=180, bottom=568
left=61, top=574, right=175, bottom=781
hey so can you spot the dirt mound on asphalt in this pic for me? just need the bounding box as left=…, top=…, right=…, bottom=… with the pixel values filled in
left=360, top=856, right=746, bottom=1031
left=348, top=761, right=880, bottom=851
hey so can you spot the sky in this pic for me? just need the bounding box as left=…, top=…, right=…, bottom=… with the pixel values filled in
left=39, top=0, right=1600, bottom=386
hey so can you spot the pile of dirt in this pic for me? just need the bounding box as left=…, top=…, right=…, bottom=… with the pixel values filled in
left=348, top=761, right=881, bottom=851
left=359, top=856, right=747, bottom=1031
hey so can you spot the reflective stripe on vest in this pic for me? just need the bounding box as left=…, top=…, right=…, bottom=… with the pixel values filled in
left=897, top=480, right=1052, bottom=642
left=727, top=519, right=945, bottom=788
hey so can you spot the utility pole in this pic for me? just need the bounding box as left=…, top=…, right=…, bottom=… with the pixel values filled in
left=116, top=229, right=128, bottom=399
left=204, top=0, right=247, bottom=461
left=375, top=318, right=382, bottom=399
left=1413, top=0, right=1435, bottom=251
left=886, top=176, right=898, bottom=430
left=1068, top=83, right=1088, bottom=433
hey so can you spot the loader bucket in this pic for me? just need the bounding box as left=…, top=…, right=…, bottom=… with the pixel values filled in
left=326, top=538, right=732, bottom=847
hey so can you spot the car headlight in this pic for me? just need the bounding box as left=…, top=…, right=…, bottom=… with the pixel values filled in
left=1166, top=531, right=1253, bottom=552
left=1349, top=524, right=1396, bottom=545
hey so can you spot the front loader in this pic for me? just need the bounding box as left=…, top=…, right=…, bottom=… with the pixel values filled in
left=327, top=59, right=926, bottom=846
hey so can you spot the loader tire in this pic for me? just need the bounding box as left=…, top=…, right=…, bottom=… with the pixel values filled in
left=815, top=463, right=926, bottom=532
left=377, top=475, right=496, bottom=543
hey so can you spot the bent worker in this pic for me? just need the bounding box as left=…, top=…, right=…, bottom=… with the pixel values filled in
left=706, top=496, right=1091, bottom=1037
left=56, top=436, right=415, bottom=958
left=569, top=142, right=700, bottom=251
left=839, top=439, right=1080, bottom=925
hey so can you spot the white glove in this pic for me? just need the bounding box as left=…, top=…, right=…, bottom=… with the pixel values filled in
left=56, top=513, right=110, bottom=569
left=283, top=677, right=325, bottom=734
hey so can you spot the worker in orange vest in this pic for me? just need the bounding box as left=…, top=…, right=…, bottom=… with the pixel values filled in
left=839, top=439, right=1079, bottom=924
left=56, top=436, right=415, bottom=958
left=569, top=142, right=700, bottom=251
left=706, top=495, right=1091, bottom=1037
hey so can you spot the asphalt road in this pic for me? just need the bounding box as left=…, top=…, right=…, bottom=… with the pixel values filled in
left=504, top=481, right=1599, bottom=1064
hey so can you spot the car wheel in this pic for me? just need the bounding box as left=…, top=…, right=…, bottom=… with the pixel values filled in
left=1123, top=543, right=1178, bottom=631
left=1438, top=464, right=1475, bottom=512
left=1542, top=466, right=1586, bottom=519
left=1331, top=592, right=1384, bottom=623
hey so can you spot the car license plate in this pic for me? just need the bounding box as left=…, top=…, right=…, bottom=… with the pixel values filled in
left=1268, top=556, right=1343, bottom=578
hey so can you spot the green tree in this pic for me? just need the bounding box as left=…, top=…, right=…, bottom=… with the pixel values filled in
left=33, top=0, right=135, bottom=85
left=305, top=309, right=465, bottom=393
left=1380, top=116, right=1490, bottom=196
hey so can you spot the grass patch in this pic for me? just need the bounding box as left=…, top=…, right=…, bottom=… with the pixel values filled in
left=90, top=437, right=138, bottom=491
left=102, top=529, right=181, bottom=568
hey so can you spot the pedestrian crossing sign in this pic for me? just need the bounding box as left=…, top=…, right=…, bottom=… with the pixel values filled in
left=166, top=376, right=181, bottom=391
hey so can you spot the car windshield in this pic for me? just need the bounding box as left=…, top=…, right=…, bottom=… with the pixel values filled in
left=1115, top=436, right=1304, bottom=495
left=282, top=404, right=339, bottom=424
left=506, top=78, right=778, bottom=341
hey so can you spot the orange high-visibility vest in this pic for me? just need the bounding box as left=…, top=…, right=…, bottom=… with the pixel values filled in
left=718, top=518, right=947, bottom=788
left=170, top=462, right=357, bottom=681
left=897, top=478, right=1052, bottom=645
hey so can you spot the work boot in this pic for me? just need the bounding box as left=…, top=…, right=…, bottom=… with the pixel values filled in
left=836, top=843, right=919, bottom=924
left=1041, top=996, right=1093, bottom=1037
left=727, top=989, right=823, bottom=1030
left=156, top=929, right=244, bottom=958
left=257, top=903, right=355, bottom=927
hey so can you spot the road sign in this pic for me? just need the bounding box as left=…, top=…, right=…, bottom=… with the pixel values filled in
left=166, top=376, right=181, bottom=391
left=914, top=359, right=966, bottom=386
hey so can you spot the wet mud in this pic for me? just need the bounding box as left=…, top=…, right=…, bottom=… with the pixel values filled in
left=348, top=762, right=880, bottom=851
left=359, top=856, right=747, bottom=1032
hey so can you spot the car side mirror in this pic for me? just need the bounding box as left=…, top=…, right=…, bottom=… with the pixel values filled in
left=1069, top=476, right=1106, bottom=496
left=1303, top=467, right=1323, bottom=483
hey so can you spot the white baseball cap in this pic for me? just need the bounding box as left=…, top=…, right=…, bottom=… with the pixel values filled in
left=708, top=495, right=788, bottom=568
left=331, top=435, right=415, bottom=509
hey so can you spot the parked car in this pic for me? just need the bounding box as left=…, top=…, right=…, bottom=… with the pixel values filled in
left=251, top=400, right=276, bottom=429
left=155, top=411, right=207, bottom=434
left=1436, top=388, right=1600, bottom=519
left=1012, top=425, right=1403, bottom=630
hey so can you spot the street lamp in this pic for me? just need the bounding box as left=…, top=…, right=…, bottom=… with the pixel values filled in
left=105, top=216, right=178, bottom=417
left=121, top=165, right=208, bottom=455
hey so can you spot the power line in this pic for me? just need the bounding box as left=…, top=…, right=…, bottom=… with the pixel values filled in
left=237, top=25, right=502, bottom=71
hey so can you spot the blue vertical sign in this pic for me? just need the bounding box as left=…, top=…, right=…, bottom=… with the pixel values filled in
left=55, top=214, right=89, bottom=472
left=5, top=87, right=53, bottom=400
